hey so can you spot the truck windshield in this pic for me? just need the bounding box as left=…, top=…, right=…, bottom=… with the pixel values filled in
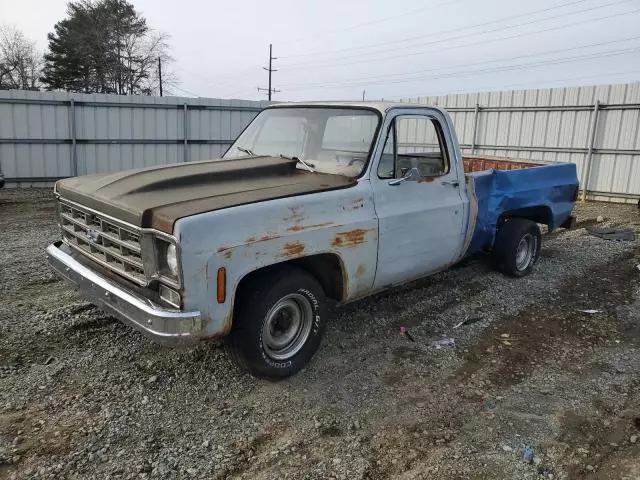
left=223, top=107, right=380, bottom=177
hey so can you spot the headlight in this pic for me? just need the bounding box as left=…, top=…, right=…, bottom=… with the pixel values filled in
left=166, top=243, right=179, bottom=277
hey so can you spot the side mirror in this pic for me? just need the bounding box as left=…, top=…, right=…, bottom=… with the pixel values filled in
left=388, top=167, right=421, bottom=186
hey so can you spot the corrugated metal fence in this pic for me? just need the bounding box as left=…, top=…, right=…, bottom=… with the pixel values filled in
left=400, top=82, right=640, bottom=203
left=2, top=84, right=640, bottom=202
left=0, top=90, right=266, bottom=186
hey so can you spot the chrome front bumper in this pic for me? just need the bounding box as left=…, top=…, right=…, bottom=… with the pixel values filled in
left=46, top=241, right=203, bottom=345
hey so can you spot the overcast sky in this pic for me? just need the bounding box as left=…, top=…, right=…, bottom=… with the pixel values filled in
left=2, top=0, right=640, bottom=101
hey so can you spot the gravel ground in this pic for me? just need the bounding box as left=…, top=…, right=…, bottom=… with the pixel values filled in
left=1, top=188, right=639, bottom=480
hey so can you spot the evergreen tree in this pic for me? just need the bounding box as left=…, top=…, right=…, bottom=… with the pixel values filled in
left=41, top=0, right=171, bottom=94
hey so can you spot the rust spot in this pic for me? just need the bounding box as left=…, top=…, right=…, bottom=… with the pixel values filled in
left=341, top=267, right=349, bottom=300
left=356, top=264, right=366, bottom=279
left=331, top=229, right=372, bottom=248
left=245, top=233, right=280, bottom=244
left=216, top=311, right=233, bottom=337
left=222, top=250, right=232, bottom=259
left=279, top=241, right=305, bottom=257
left=259, top=233, right=279, bottom=242
left=419, top=176, right=436, bottom=183
left=286, top=222, right=333, bottom=232
left=217, top=245, right=231, bottom=253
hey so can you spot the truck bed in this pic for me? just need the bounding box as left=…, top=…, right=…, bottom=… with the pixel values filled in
left=463, top=155, right=578, bottom=255
left=462, top=154, right=544, bottom=173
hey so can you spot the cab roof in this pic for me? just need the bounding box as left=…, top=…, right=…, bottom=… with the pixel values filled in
left=264, top=101, right=440, bottom=114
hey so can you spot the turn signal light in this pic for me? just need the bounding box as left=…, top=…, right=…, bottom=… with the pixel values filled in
left=217, top=267, right=226, bottom=304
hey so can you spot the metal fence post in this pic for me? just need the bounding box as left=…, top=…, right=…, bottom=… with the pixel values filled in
left=70, top=98, right=78, bottom=176
left=183, top=103, right=189, bottom=162
left=581, top=100, right=601, bottom=202
left=471, top=103, right=480, bottom=154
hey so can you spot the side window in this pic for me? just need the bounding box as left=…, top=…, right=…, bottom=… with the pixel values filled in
left=395, top=115, right=449, bottom=177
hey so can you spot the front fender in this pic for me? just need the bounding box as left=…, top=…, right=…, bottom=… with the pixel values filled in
left=174, top=182, right=378, bottom=338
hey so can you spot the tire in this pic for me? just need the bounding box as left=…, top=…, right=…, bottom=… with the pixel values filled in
left=493, top=218, right=542, bottom=278
left=228, top=266, right=327, bottom=379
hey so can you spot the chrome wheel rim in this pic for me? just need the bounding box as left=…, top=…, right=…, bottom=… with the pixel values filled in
left=515, top=233, right=535, bottom=271
left=262, top=293, right=313, bottom=361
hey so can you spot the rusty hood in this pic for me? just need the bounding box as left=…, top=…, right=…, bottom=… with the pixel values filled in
left=55, top=156, right=355, bottom=233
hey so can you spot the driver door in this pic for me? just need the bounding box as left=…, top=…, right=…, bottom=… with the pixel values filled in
left=372, top=110, right=466, bottom=288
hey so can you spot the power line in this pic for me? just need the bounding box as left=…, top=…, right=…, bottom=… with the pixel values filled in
left=165, top=82, right=201, bottom=98
left=279, top=0, right=595, bottom=61
left=278, top=3, right=640, bottom=71
left=277, top=0, right=635, bottom=69
left=277, top=0, right=466, bottom=46
left=278, top=34, right=640, bottom=90
left=257, top=43, right=280, bottom=100
left=281, top=47, right=640, bottom=92
left=176, top=65, right=263, bottom=90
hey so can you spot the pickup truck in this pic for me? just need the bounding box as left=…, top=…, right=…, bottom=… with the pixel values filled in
left=46, top=102, right=578, bottom=378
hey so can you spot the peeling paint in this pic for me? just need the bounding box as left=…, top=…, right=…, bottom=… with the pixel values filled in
left=285, top=205, right=306, bottom=223
left=279, top=241, right=306, bottom=257
left=259, top=233, right=280, bottom=242
left=331, top=228, right=373, bottom=248
left=351, top=198, right=365, bottom=209
left=287, top=222, right=334, bottom=232
left=341, top=267, right=349, bottom=300
left=244, top=233, right=279, bottom=244
left=222, top=250, right=233, bottom=259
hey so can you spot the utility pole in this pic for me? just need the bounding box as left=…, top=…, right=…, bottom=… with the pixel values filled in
left=257, top=43, right=280, bottom=100
left=158, top=57, right=163, bottom=97
left=362, top=90, right=366, bottom=101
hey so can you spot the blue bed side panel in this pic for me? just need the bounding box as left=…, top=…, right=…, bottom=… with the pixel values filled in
left=467, top=163, right=578, bottom=254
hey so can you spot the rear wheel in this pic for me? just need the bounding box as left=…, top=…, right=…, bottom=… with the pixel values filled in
left=228, top=266, right=327, bottom=379
left=493, top=218, right=541, bottom=277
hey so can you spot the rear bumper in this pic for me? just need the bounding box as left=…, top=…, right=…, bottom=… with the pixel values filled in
left=46, top=241, right=203, bottom=345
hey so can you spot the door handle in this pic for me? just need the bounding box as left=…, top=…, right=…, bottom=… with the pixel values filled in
left=441, top=180, right=460, bottom=187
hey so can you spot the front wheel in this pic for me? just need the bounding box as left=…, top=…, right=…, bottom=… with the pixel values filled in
left=228, top=266, right=327, bottom=379
left=493, top=218, right=542, bottom=277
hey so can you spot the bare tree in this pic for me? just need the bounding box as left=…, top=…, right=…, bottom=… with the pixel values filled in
left=0, top=25, right=43, bottom=90
left=120, top=31, right=174, bottom=95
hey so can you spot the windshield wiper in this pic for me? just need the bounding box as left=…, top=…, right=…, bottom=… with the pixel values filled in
left=279, top=154, right=315, bottom=173
left=236, top=146, right=256, bottom=156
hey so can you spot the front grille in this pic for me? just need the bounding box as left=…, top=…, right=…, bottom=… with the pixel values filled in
left=57, top=198, right=147, bottom=285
